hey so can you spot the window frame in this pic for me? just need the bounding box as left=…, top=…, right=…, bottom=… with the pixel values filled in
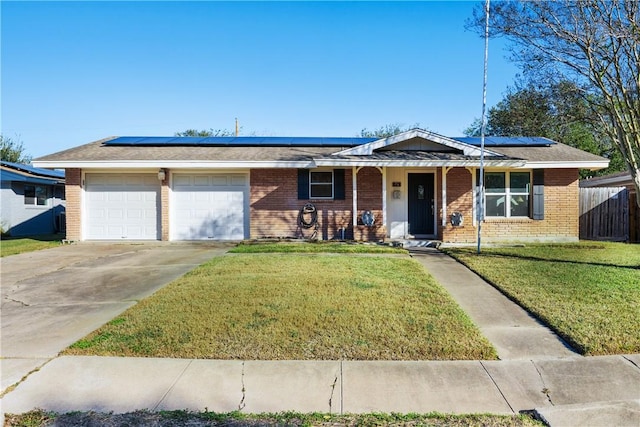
left=484, top=170, right=531, bottom=219
left=24, top=184, right=49, bottom=207
left=309, top=170, right=334, bottom=199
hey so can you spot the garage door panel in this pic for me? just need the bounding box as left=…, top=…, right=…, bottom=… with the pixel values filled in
left=171, top=173, right=247, bottom=240
left=85, top=173, right=159, bottom=240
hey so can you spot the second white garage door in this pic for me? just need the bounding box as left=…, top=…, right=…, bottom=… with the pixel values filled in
left=171, top=173, right=248, bottom=240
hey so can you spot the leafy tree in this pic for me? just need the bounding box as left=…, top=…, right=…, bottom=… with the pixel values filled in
left=175, top=128, right=235, bottom=137
left=0, top=135, right=31, bottom=163
left=359, top=123, right=422, bottom=138
left=464, top=81, right=625, bottom=177
left=467, top=0, right=640, bottom=203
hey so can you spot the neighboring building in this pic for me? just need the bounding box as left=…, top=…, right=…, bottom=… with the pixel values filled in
left=32, top=129, right=608, bottom=243
left=0, top=161, right=66, bottom=237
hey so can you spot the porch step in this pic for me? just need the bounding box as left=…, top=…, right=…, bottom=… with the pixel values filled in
left=388, top=239, right=442, bottom=249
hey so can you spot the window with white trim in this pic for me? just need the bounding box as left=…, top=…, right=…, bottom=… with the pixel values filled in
left=485, top=171, right=530, bottom=217
left=24, top=185, right=48, bottom=206
left=309, top=171, right=333, bottom=199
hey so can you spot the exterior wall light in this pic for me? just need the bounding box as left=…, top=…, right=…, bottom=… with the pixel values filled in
left=158, top=168, right=166, bottom=181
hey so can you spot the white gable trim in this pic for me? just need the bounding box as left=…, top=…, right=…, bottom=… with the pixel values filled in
left=333, top=129, right=502, bottom=157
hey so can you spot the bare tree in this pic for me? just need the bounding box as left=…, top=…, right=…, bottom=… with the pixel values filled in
left=469, top=0, right=640, bottom=204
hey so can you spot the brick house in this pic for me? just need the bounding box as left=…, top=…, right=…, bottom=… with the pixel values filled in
left=32, top=129, right=608, bottom=243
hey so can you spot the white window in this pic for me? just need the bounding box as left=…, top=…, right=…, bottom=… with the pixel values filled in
left=485, top=171, right=530, bottom=217
left=24, top=185, right=48, bottom=206
left=310, top=171, right=333, bottom=199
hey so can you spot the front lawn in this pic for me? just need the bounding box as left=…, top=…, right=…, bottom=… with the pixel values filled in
left=443, top=242, right=640, bottom=355
left=0, top=234, right=64, bottom=257
left=66, top=252, right=496, bottom=360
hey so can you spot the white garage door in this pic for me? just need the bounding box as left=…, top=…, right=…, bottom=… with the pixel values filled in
left=85, top=173, right=160, bottom=240
left=171, top=173, right=247, bottom=240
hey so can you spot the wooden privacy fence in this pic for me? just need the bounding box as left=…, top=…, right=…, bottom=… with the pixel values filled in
left=579, top=187, right=629, bottom=241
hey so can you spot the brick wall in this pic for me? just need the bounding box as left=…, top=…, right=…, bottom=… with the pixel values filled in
left=441, top=168, right=580, bottom=243
left=65, top=168, right=82, bottom=241
left=354, top=167, right=385, bottom=240
left=160, top=172, right=170, bottom=241
left=250, top=168, right=385, bottom=241
left=439, top=168, right=476, bottom=242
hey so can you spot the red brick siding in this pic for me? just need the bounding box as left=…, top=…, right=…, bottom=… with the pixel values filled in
left=65, top=168, right=82, bottom=241
left=439, top=168, right=476, bottom=242
left=250, top=168, right=384, bottom=241
left=440, top=168, right=580, bottom=243
left=160, top=172, right=170, bottom=241
left=354, top=167, right=385, bottom=240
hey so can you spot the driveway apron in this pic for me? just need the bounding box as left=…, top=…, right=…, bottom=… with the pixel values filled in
left=1, top=242, right=230, bottom=393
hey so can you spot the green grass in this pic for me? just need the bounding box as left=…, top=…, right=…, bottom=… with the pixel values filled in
left=0, top=234, right=64, bottom=257
left=443, top=242, right=640, bottom=355
left=231, top=241, right=407, bottom=254
left=66, top=253, right=496, bottom=360
left=4, top=409, right=544, bottom=427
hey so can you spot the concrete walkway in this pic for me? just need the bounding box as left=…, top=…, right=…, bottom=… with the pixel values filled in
left=2, top=247, right=639, bottom=426
left=409, top=248, right=577, bottom=360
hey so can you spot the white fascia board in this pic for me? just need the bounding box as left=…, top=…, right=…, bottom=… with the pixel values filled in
left=32, top=160, right=317, bottom=169
left=334, top=129, right=501, bottom=157
left=314, top=158, right=525, bottom=168
left=519, top=160, right=610, bottom=170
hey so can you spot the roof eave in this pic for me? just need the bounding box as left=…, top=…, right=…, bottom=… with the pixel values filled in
left=520, top=160, right=610, bottom=170
left=31, top=160, right=317, bottom=169
left=314, top=158, right=526, bottom=168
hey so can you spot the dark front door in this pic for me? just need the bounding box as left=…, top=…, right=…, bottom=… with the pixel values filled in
left=408, top=173, right=435, bottom=235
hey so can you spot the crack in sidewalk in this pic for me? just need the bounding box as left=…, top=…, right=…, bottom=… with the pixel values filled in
left=238, top=361, right=246, bottom=411
left=531, top=360, right=554, bottom=406
left=328, top=374, right=338, bottom=414
left=5, top=297, right=30, bottom=307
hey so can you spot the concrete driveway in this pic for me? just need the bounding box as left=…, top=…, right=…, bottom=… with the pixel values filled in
left=1, top=242, right=230, bottom=393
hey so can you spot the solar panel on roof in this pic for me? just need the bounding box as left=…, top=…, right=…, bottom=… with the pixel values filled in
left=103, top=136, right=377, bottom=147
left=452, top=137, right=556, bottom=147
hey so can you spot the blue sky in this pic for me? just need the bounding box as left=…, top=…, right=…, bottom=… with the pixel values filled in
left=1, top=1, right=519, bottom=159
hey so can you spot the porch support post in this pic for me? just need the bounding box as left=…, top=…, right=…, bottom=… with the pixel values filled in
left=352, top=166, right=360, bottom=229
left=371, top=166, right=387, bottom=231
left=442, top=167, right=452, bottom=226
left=466, top=167, right=476, bottom=226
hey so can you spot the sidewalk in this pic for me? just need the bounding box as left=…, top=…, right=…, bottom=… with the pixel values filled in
left=2, top=248, right=639, bottom=426
left=2, top=355, right=639, bottom=425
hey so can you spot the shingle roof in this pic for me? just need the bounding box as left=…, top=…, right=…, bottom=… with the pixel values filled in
left=489, top=143, right=607, bottom=163
left=34, top=138, right=342, bottom=162
left=33, top=135, right=608, bottom=166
